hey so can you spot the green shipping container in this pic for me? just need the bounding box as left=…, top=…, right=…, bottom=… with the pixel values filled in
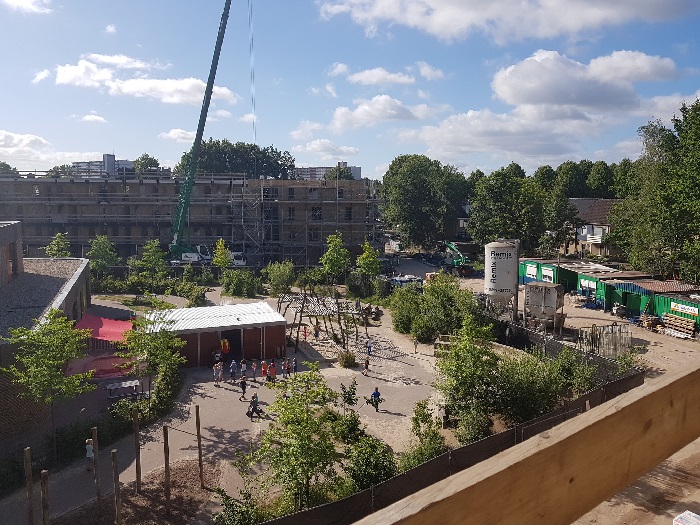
left=652, top=295, right=700, bottom=328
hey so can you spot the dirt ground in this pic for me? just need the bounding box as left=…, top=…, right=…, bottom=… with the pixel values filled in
left=52, top=459, right=220, bottom=525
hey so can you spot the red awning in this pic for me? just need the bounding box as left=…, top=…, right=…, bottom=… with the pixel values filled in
left=75, top=313, right=132, bottom=342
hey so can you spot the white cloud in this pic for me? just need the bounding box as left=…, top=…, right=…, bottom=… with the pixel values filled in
left=32, top=69, right=50, bottom=84
left=106, top=77, right=238, bottom=105
left=329, top=95, right=449, bottom=131
left=415, top=61, right=444, bottom=80
left=347, top=67, right=414, bottom=85
left=158, top=128, right=195, bottom=143
left=329, top=62, right=349, bottom=76
left=290, top=120, right=324, bottom=140
left=72, top=111, right=107, bottom=124
left=239, top=113, right=257, bottom=123
left=81, top=53, right=155, bottom=70
left=56, top=59, right=113, bottom=87
left=325, top=83, right=338, bottom=97
left=2, top=0, right=51, bottom=14
left=588, top=50, right=676, bottom=83
left=318, top=1, right=700, bottom=44
left=104, top=24, right=116, bottom=33
left=0, top=129, right=105, bottom=170
left=292, top=139, right=359, bottom=160
left=417, top=89, right=429, bottom=99
left=213, top=109, right=232, bottom=119
left=54, top=56, right=238, bottom=105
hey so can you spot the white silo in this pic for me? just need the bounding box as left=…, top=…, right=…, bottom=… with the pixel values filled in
left=484, top=240, right=519, bottom=305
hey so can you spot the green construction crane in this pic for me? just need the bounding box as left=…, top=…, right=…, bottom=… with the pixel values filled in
left=442, top=241, right=473, bottom=276
left=170, top=0, right=232, bottom=261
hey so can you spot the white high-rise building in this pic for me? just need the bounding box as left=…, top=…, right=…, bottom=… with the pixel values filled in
left=294, top=161, right=361, bottom=181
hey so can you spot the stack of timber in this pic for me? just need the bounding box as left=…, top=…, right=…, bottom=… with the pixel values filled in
left=640, top=313, right=660, bottom=329
left=661, top=313, right=697, bottom=339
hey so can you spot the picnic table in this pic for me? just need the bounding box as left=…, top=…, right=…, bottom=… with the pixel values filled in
left=106, top=379, right=143, bottom=399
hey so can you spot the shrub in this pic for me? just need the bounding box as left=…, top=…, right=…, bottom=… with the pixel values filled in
left=454, top=404, right=492, bottom=445
left=333, top=411, right=364, bottom=444
left=344, top=435, right=397, bottom=490
left=221, top=269, right=263, bottom=298
left=338, top=350, right=357, bottom=368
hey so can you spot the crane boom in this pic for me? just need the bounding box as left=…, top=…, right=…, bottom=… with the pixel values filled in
left=171, top=0, right=232, bottom=255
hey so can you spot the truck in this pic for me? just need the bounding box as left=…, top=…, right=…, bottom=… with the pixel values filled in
left=170, top=245, right=212, bottom=266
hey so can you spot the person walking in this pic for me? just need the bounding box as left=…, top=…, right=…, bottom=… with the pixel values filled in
left=413, top=337, right=418, bottom=354
left=229, top=359, right=237, bottom=381
left=85, top=438, right=94, bottom=471
left=366, top=338, right=373, bottom=356
left=213, top=361, right=223, bottom=387
left=240, top=359, right=247, bottom=379
left=251, top=360, right=257, bottom=382
left=261, top=360, right=268, bottom=381
left=281, top=358, right=287, bottom=379
left=286, top=359, right=292, bottom=378
left=292, top=357, right=298, bottom=375
left=239, top=375, right=247, bottom=400
left=370, top=387, right=381, bottom=412
left=270, top=361, right=277, bottom=383
left=362, top=357, right=370, bottom=376
left=248, top=393, right=263, bottom=420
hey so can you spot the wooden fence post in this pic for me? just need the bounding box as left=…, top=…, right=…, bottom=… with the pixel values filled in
left=132, top=407, right=141, bottom=493
left=24, top=447, right=33, bottom=525
left=92, top=427, right=101, bottom=511
left=40, top=470, right=48, bottom=525
left=196, top=405, right=204, bottom=488
left=163, top=425, right=171, bottom=515
left=112, top=450, right=122, bottom=525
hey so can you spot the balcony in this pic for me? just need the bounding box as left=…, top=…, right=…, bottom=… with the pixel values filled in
left=587, top=234, right=603, bottom=244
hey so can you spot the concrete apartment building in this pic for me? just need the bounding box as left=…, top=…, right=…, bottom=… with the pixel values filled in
left=294, top=161, right=362, bottom=181
left=0, top=172, right=383, bottom=266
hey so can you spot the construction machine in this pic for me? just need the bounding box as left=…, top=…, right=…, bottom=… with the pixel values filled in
left=169, top=0, right=232, bottom=264
left=440, top=241, right=474, bottom=277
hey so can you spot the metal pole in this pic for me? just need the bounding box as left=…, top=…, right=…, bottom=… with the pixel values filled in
left=132, top=408, right=141, bottom=493
left=196, top=405, right=204, bottom=488
left=24, top=447, right=33, bottom=525
left=163, top=426, right=171, bottom=515
left=40, top=470, right=48, bottom=525
left=111, top=450, right=122, bottom=525
left=92, top=427, right=101, bottom=511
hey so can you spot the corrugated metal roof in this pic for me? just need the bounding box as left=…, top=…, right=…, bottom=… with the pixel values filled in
left=146, top=302, right=286, bottom=334
left=632, top=280, right=700, bottom=294
left=605, top=279, right=700, bottom=295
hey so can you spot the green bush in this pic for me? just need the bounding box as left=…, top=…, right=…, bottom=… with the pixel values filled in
left=221, top=269, right=263, bottom=298
left=338, top=350, right=357, bottom=368
left=332, top=411, right=365, bottom=444
left=168, top=280, right=209, bottom=307
left=454, top=404, right=492, bottom=445
left=344, top=435, right=397, bottom=490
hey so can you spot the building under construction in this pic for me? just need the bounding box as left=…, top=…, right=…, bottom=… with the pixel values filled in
left=0, top=172, right=383, bottom=266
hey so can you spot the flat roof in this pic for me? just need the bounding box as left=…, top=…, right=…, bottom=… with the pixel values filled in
left=146, top=301, right=286, bottom=334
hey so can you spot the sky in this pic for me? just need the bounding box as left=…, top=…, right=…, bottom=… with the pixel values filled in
left=1, top=0, right=700, bottom=179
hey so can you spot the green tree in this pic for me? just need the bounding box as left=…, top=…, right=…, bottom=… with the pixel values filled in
left=494, top=351, right=563, bottom=426
left=356, top=240, right=380, bottom=278
left=398, top=400, right=448, bottom=472
left=390, top=283, right=423, bottom=334
left=175, top=139, right=296, bottom=179
left=43, top=232, right=72, bottom=258
left=532, top=165, right=557, bottom=188
left=344, top=435, right=397, bottom=490
left=586, top=160, right=615, bottom=198
left=261, top=260, right=296, bottom=296
left=221, top=269, right=262, bottom=298
left=555, top=160, right=588, bottom=197
left=128, top=239, right=170, bottom=279
left=132, top=153, right=160, bottom=174
left=0, top=160, right=18, bottom=174
left=116, top=311, right=187, bottom=411
left=611, top=158, right=635, bottom=198
left=212, top=238, right=232, bottom=269
left=382, top=154, right=468, bottom=247
left=320, top=233, right=351, bottom=282
left=537, top=188, right=581, bottom=257
left=325, top=165, right=355, bottom=181
left=554, top=347, right=597, bottom=398
left=86, top=235, right=120, bottom=279
left=467, top=163, right=546, bottom=255
left=253, top=363, right=338, bottom=511
left=46, top=164, right=73, bottom=177
left=1, top=309, right=95, bottom=458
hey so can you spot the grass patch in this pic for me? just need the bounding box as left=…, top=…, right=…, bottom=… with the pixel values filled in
left=95, top=294, right=176, bottom=311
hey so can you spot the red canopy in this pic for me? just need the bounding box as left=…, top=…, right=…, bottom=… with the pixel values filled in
left=75, top=313, right=132, bottom=342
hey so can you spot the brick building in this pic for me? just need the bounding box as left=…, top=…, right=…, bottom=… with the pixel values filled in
left=0, top=173, right=383, bottom=266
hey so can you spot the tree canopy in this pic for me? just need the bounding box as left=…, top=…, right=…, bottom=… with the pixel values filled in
left=43, top=232, right=72, bottom=258
left=86, top=235, right=120, bottom=278
left=382, top=154, right=468, bottom=247
left=127, top=239, right=170, bottom=279
left=0, top=160, right=18, bottom=174
left=325, top=165, right=354, bottom=181
left=132, top=153, right=160, bottom=174
left=175, top=139, right=296, bottom=179
left=46, top=164, right=73, bottom=177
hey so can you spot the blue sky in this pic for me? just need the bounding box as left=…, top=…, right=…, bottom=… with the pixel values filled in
left=1, top=0, right=699, bottom=179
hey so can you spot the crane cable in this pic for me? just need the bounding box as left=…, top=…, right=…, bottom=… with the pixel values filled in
left=248, top=0, right=258, bottom=179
